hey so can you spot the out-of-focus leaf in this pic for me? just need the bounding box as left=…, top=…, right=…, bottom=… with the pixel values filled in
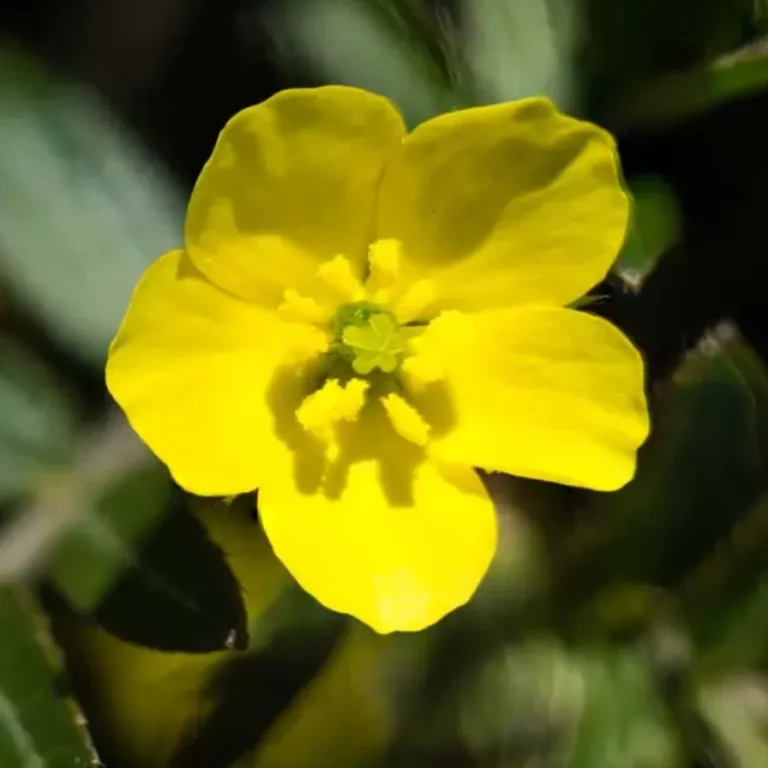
left=682, top=489, right=768, bottom=673
left=698, top=673, right=768, bottom=768
left=0, top=341, right=75, bottom=501
left=459, top=640, right=584, bottom=765
left=91, top=496, right=249, bottom=653
left=664, top=343, right=768, bottom=672
left=565, top=341, right=763, bottom=606
left=261, top=0, right=458, bottom=126
left=457, top=473, right=547, bottom=634
left=711, top=41, right=768, bottom=99
left=463, top=0, right=578, bottom=109
left=47, top=463, right=170, bottom=613
left=610, top=37, right=768, bottom=130
left=565, top=648, right=683, bottom=768
left=584, top=0, right=752, bottom=116
left=459, top=641, right=681, bottom=768
left=757, top=1, right=768, bottom=26
left=53, top=501, right=376, bottom=768
left=618, top=176, right=682, bottom=287
left=695, top=565, right=768, bottom=675
left=231, top=625, right=392, bottom=768
left=58, top=613, right=227, bottom=768
left=0, top=45, right=183, bottom=363
left=194, top=497, right=290, bottom=633
left=54, top=500, right=291, bottom=768
left=0, top=586, right=98, bottom=768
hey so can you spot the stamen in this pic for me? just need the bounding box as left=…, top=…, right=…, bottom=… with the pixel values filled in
left=318, top=255, right=365, bottom=302
left=277, top=289, right=328, bottom=325
left=284, top=326, right=329, bottom=365
left=381, top=393, right=430, bottom=446
left=394, top=279, right=435, bottom=323
left=296, top=378, right=369, bottom=441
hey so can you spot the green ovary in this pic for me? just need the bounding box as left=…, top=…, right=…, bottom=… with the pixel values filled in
left=332, top=303, right=405, bottom=376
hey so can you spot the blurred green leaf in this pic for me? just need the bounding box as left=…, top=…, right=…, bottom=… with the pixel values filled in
left=0, top=585, right=98, bottom=767
left=51, top=499, right=292, bottom=768
left=463, top=474, right=547, bottom=627
left=463, top=0, right=578, bottom=109
left=660, top=342, right=768, bottom=672
left=0, top=45, right=183, bottom=363
left=0, top=341, right=75, bottom=501
left=610, top=37, right=768, bottom=130
left=584, top=0, right=753, bottom=115
left=459, top=641, right=682, bottom=768
left=565, top=647, right=683, bottom=768
left=47, top=462, right=171, bottom=613
left=230, top=625, right=391, bottom=768
left=711, top=42, right=768, bottom=100
left=459, top=639, right=584, bottom=765
left=91, top=496, right=249, bottom=653
left=568, top=341, right=763, bottom=602
left=694, top=564, right=768, bottom=675
left=698, top=673, right=768, bottom=768
left=618, top=176, right=682, bottom=285
left=262, top=0, right=460, bottom=125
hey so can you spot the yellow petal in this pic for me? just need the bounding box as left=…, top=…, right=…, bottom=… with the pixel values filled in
left=106, top=249, right=324, bottom=496
left=375, top=97, right=628, bottom=314
left=186, top=86, right=406, bottom=306
left=408, top=306, right=649, bottom=491
left=258, top=405, right=497, bottom=633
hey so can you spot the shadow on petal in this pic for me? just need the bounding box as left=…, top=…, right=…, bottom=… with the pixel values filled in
left=266, top=365, right=436, bottom=508
left=266, top=365, right=328, bottom=495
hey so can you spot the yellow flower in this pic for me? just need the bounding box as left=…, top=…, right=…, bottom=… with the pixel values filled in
left=106, top=86, right=649, bottom=634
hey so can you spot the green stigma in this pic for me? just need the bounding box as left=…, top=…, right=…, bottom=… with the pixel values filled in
left=332, top=303, right=404, bottom=376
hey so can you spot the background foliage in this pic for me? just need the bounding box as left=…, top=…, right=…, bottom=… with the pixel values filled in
left=2, top=0, right=768, bottom=766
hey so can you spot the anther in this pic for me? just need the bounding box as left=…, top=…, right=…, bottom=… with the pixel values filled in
left=381, top=393, right=430, bottom=446
left=318, top=255, right=365, bottom=302
left=277, top=289, right=329, bottom=325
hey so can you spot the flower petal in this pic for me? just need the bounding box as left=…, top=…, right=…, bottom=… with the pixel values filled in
left=258, top=405, right=497, bottom=633
left=186, top=86, right=406, bottom=306
left=408, top=306, right=649, bottom=491
left=106, top=249, right=325, bottom=496
left=375, top=97, right=628, bottom=314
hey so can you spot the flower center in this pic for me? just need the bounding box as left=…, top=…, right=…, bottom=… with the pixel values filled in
left=283, top=240, right=441, bottom=450
left=333, top=303, right=404, bottom=376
